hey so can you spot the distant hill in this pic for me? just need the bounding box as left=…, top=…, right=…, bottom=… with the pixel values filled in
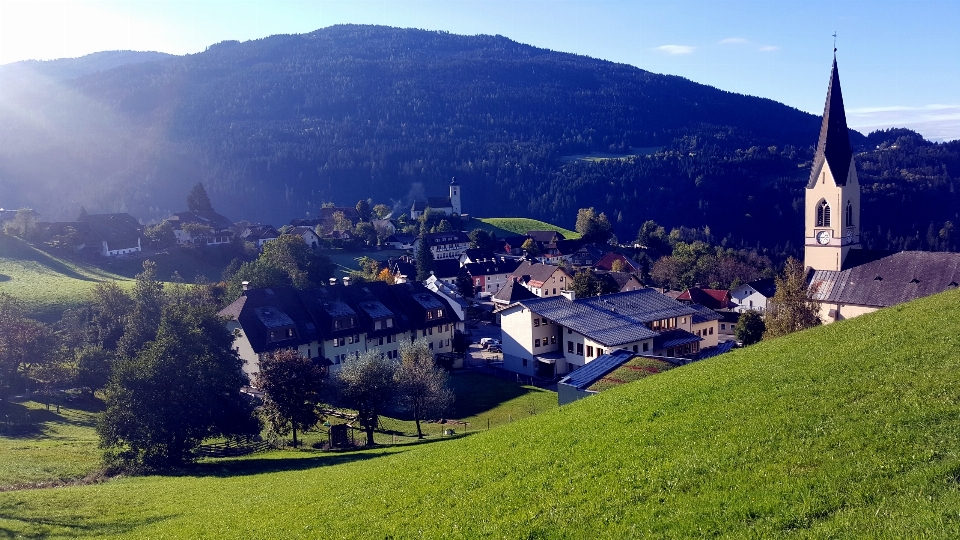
left=4, top=288, right=960, bottom=536
left=0, top=50, right=174, bottom=81
left=0, top=25, right=956, bottom=250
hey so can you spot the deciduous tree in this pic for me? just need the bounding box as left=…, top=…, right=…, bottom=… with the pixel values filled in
left=763, top=257, right=821, bottom=339
left=98, top=304, right=258, bottom=469
left=734, top=310, right=765, bottom=346
left=395, top=340, right=453, bottom=439
left=334, top=350, right=398, bottom=446
left=256, top=349, right=325, bottom=448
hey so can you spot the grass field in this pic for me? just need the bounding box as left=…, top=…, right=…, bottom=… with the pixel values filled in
left=322, top=248, right=409, bottom=277
left=4, top=290, right=960, bottom=537
left=471, top=217, right=580, bottom=240
left=0, top=234, right=133, bottom=321
left=0, top=397, right=104, bottom=490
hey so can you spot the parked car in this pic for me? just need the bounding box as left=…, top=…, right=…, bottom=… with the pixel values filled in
left=480, top=338, right=500, bottom=348
left=487, top=345, right=502, bottom=354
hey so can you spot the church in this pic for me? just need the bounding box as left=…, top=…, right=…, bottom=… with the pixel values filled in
left=804, top=55, right=960, bottom=322
left=410, top=177, right=462, bottom=219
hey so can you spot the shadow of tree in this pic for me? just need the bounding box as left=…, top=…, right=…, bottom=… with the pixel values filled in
left=446, top=372, right=539, bottom=419
left=0, top=397, right=104, bottom=439
left=0, top=510, right=176, bottom=539
left=0, top=274, right=10, bottom=282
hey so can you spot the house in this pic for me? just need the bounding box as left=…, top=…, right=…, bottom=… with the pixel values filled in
left=594, top=252, right=642, bottom=273
left=526, top=230, right=565, bottom=249
left=568, top=244, right=608, bottom=267
left=509, top=261, right=573, bottom=298
left=371, top=219, right=396, bottom=235
left=731, top=278, right=776, bottom=313
left=500, top=236, right=529, bottom=256
left=496, top=288, right=700, bottom=378
left=286, top=226, right=321, bottom=248
left=219, top=280, right=463, bottom=380
left=459, top=248, right=498, bottom=265
left=463, top=258, right=522, bottom=296
left=410, top=177, right=462, bottom=219
left=801, top=56, right=960, bottom=323
left=557, top=349, right=684, bottom=405
left=676, top=287, right=733, bottom=310
left=491, top=279, right=538, bottom=308
left=315, top=207, right=361, bottom=230
left=428, top=259, right=461, bottom=286
left=388, top=257, right=417, bottom=284
left=424, top=275, right=469, bottom=322
left=80, top=213, right=144, bottom=257
left=166, top=211, right=234, bottom=245
left=716, top=311, right=740, bottom=342
left=688, top=303, right=721, bottom=349
left=595, top=271, right=644, bottom=292
left=385, top=234, right=416, bottom=250
left=241, top=225, right=280, bottom=249
left=414, top=231, right=471, bottom=261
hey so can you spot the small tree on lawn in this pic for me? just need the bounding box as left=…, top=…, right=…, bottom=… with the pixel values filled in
left=734, top=310, right=765, bottom=346
left=335, top=350, right=398, bottom=446
left=764, top=257, right=821, bottom=339
left=395, top=340, right=454, bottom=439
left=256, top=348, right=325, bottom=448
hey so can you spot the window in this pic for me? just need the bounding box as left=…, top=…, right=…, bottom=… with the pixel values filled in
left=428, top=327, right=433, bottom=335
left=286, top=328, right=295, bottom=338
left=533, top=318, right=540, bottom=327
left=386, top=318, right=393, bottom=328
left=535, top=338, right=541, bottom=348
left=378, top=337, right=384, bottom=345
left=522, top=358, right=527, bottom=366
left=846, top=200, right=854, bottom=227
left=445, top=339, right=450, bottom=347
left=347, top=335, right=354, bottom=344
left=721, top=323, right=726, bottom=330
left=445, top=324, right=450, bottom=332
left=354, top=335, right=360, bottom=344
left=587, top=346, right=594, bottom=357
left=429, top=342, right=434, bottom=350
left=643, top=342, right=649, bottom=352
left=709, top=327, right=714, bottom=335
left=598, top=349, right=604, bottom=356
left=438, top=309, right=443, bottom=317
left=553, top=288, right=556, bottom=294
left=632, top=344, right=638, bottom=353
left=568, top=327, right=573, bottom=334
left=551, top=336, right=556, bottom=345
left=577, top=343, right=584, bottom=356
left=427, top=311, right=433, bottom=320
left=568, top=341, right=574, bottom=353
left=816, top=199, right=831, bottom=227
left=422, top=330, right=427, bottom=337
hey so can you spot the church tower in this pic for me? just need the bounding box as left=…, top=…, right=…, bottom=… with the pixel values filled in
left=804, top=55, right=861, bottom=272
left=449, top=177, right=462, bottom=215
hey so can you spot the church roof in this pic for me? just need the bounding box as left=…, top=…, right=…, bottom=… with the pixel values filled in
left=808, top=56, right=854, bottom=189
left=809, top=251, right=960, bottom=308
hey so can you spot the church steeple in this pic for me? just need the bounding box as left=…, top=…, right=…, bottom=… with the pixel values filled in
left=804, top=53, right=861, bottom=272
left=807, top=56, right=853, bottom=188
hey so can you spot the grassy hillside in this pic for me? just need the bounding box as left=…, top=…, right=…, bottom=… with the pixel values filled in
left=4, top=290, right=960, bottom=537
left=472, top=217, right=581, bottom=240
left=0, top=234, right=132, bottom=321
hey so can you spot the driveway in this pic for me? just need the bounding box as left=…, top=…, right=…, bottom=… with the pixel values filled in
left=463, top=320, right=503, bottom=368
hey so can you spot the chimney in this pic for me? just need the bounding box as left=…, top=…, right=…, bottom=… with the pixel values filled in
left=343, top=276, right=351, bottom=286
left=242, top=281, right=250, bottom=291
left=561, top=289, right=576, bottom=301
left=329, top=278, right=337, bottom=286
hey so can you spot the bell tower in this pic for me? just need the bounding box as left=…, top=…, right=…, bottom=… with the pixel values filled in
left=449, top=177, right=462, bottom=215
left=804, top=54, right=861, bottom=272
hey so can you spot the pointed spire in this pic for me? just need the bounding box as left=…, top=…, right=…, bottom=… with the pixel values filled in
left=808, top=55, right=853, bottom=188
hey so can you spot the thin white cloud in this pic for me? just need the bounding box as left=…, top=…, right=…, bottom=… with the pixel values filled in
left=719, top=37, right=748, bottom=45
left=758, top=45, right=779, bottom=52
left=655, top=45, right=695, bottom=55
left=847, top=104, right=960, bottom=142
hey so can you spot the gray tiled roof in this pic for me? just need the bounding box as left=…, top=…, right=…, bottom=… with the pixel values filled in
left=492, top=280, right=537, bottom=304
left=809, top=250, right=960, bottom=307
left=516, top=289, right=696, bottom=347
left=653, top=329, right=701, bottom=350
left=689, top=303, right=722, bottom=324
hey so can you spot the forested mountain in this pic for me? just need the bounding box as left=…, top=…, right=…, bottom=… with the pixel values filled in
left=0, top=25, right=957, bottom=251
left=0, top=50, right=174, bottom=82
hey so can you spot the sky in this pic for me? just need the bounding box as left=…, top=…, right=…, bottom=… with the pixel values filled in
left=1, top=0, right=958, bottom=141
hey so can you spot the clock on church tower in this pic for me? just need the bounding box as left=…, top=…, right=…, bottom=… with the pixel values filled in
left=804, top=54, right=861, bottom=272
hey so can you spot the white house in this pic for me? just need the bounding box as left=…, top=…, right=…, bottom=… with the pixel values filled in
left=731, top=278, right=776, bottom=313
left=495, top=289, right=700, bottom=379
left=414, top=231, right=471, bottom=261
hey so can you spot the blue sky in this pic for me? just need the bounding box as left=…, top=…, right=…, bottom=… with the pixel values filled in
left=1, top=0, right=958, bottom=140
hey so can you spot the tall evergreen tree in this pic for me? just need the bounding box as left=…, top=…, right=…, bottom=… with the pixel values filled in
left=415, top=239, right=435, bottom=281
left=186, top=182, right=214, bottom=214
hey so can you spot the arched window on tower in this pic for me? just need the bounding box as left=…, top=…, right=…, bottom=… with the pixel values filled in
left=845, top=200, right=853, bottom=227
left=816, top=199, right=831, bottom=227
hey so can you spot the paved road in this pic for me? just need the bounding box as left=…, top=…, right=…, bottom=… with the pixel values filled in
left=463, top=320, right=503, bottom=368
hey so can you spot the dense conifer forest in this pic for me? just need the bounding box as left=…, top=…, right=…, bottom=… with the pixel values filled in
left=1, top=25, right=957, bottom=251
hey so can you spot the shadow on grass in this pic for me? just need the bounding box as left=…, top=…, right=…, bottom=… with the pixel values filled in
left=444, top=372, right=541, bottom=419
left=0, top=274, right=9, bottom=282
left=0, top=397, right=104, bottom=439
left=184, top=435, right=463, bottom=479
left=0, top=509, right=176, bottom=539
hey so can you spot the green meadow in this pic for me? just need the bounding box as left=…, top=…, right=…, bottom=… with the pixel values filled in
left=4, top=289, right=960, bottom=537
left=472, top=217, right=580, bottom=240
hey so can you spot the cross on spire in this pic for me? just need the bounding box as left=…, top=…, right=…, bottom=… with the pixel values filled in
left=833, top=32, right=837, bottom=53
